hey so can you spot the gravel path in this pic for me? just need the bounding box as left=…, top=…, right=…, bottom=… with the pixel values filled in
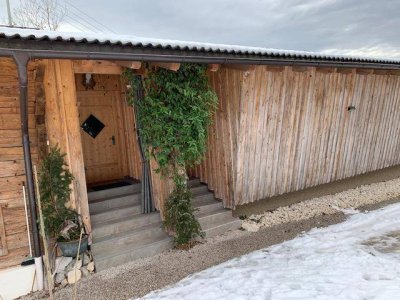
left=242, top=177, right=400, bottom=231
left=21, top=183, right=400, bottom=300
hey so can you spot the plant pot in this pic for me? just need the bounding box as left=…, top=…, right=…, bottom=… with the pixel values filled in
left=57, top=235, right=88, bottom=257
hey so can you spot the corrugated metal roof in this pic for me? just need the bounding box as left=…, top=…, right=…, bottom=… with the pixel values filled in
left=1, top=26, right=399, bottom=65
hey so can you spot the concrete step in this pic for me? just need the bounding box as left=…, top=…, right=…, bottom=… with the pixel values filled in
left=187, top=178, right=200, bottom=188
left=92, top=212, right=162, bottom=239
left=192, top=192, right=215, bottom=206
left=88, top=183, right=141, bottom=201
left=190, top=184, right=209, bottom=195
left=89, top=193, right=141, bottom=214
left=193, top=195, right=223, bottom=215
left=91, top=178, right=240, bottom=272
left=92, top=222, right=166, bottom=254
left=95, top=237, right=173, bottom=271
left=203, top=219, right=242, bottom=238
left=197, top=208, right=235, bottom=230
left=91, top=203, right=141, bottom=225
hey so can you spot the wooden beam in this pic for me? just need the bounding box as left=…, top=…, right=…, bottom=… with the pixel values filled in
left=316, top=67, right=336, bottom=73
left=291, top=66, right=308, bottom=73
left=113, top=61, right=142, bottom=70
left=373, top=69, right=393, bottom=76
left=223, top=64, right=256, bottom=72
left=208, top=64, right=220, bottom=72
left=336, top=68, right=355, bottom=74
left=73, top=60, right=122, bottom=74
left=150, top=62, right=181, bottom=72
left=356, top=68, right=374, bottom=75
left=266, top=66, right=284, bottom=73
left=44, top=60, right=91, bottom=236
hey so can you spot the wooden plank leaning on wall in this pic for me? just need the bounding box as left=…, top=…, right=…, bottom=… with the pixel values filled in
left=43, top=59, right=91, bottom=235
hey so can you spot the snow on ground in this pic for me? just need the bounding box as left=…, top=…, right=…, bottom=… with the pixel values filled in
left=139, top=203, right=400, bottom=300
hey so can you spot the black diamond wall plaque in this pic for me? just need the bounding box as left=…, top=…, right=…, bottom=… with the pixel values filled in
left=81, top=114, right=105, bottom=138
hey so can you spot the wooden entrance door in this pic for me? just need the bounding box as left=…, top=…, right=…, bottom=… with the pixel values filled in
left=78, top=90, right=127, bottom=184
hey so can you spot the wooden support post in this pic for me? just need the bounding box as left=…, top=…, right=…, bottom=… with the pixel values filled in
left=73, top=60, right=122, bottom=74
left=43, top=60, right=91, bottom=235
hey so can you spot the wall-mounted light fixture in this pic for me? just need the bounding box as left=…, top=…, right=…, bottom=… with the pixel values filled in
left=82, top=73, right=96, bottom=90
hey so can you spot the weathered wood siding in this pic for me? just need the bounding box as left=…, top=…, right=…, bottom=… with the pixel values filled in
left=0, top=58, right=40, bottom=269
left=191, top=66, right=400, bottom=208
left=44, top=59, right=92, bottom=233
left=189, top=69, right=242, bottom=208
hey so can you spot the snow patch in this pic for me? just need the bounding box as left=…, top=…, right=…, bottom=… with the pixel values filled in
left=140, top=203, right=400, bottom=300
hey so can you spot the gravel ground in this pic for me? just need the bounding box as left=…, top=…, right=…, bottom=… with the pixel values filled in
left=242, top=177, right=400, bottom=231
left=21, top=181, right=400, bottom=300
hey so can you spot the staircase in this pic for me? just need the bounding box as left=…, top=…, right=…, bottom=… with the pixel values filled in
left=89, top=179, right=241, bottom=271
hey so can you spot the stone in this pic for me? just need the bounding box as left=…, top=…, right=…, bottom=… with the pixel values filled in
left=82, top=253, right=91, bottom=265
left=67, top=258, right=82, bottom=271
left=55, top=271, right=66, bottom=284
left=81, top=266, right=89, bottom=277
left=87, top=261, right=95, bottom=273
left=54, top=256, right=72, bottom=274
left=242, top=222, right=260, bottom=232
left=61, top=279, right=68, bottom=287
left=67, top=269, right=82, bottom=284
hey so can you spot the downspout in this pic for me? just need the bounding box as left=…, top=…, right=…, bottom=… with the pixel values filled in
left=13, top=52, right=44, bottom=290
left=133, top=75, right=155, bottom=213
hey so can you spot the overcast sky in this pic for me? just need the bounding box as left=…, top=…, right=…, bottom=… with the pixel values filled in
left=1, top=0, right=399, bottom=58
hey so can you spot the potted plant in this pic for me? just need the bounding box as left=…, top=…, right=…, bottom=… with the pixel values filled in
left=39, top=146, right=88, bottom=257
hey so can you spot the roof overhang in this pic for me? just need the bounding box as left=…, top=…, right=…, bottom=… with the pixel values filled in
left=0, top=29, right=399, bottom=70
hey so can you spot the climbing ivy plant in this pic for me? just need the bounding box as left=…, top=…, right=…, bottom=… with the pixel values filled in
left=124, top=63, right=218, bottom=246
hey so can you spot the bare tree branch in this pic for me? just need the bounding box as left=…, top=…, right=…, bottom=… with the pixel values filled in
left=13, top=0, right=66, bottom=30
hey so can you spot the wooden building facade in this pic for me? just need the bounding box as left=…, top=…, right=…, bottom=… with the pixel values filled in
left=0, top=28, right=399, bottom=277
left=191, top=65, right=400, bottom=208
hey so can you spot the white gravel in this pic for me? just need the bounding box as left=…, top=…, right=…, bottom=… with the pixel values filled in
left=242, top=177, right=400, bottom=231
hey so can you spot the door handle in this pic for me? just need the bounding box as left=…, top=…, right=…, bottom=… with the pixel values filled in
left=111, top=135, right=116, bottom=145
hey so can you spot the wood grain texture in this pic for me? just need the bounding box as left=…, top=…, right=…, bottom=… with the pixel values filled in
left=149, top=158, right=174, bottom=218
left=73, top=60, right=122, bottom=74
left=77, top=90, right=126, bottom=184
left=191, top=65, right=400, bottom=208
left=0, top=58, right=39, bottom=268
left=0, top=206, right=8, bottom=256
left=188, top=68, right=241, bottom=208
left=43, top=59, right=91, bottom=234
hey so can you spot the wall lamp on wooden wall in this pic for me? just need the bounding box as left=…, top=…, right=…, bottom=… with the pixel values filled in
left=347, top=106, right=356, bottom=111
left=82, top=73, right=96, bottom=90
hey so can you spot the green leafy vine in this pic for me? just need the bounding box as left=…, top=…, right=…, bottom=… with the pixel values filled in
left=124, top=63, right=218, bottom=246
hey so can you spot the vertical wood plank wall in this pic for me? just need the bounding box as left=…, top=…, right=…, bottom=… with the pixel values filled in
left=0, top=58, right=39, bottom=269
left=189, top=68, right=242, bottom=208
left=191, top=66, right=400, bottom=208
